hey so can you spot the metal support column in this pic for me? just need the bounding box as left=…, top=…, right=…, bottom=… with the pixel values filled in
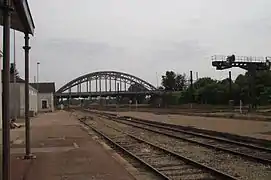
left=105, top=76, right=107, bottom=92
left=229, top=71, right=232, bottom=99
left=120, top=81, right=122, bottom=92
left=124, top=80, right=127, bottom=91
left=117, top=83, right=120, bottom=107
left=115, top=78, right=117, bottom=92
left=79, top=81, right=81, bottom=93
left=86, top=79, right=89, bottom=92
left=99, top=76, right=102, bottom=93
left=109, top=76, right=111, bottom=101
left=23, top=33, right=35, bottom=159
left=96, top=77, right=98, bottom=92
left=228, top=71, right=234, bottom=110
left=2, top=0, right=12, bottom=179
left=89, top=78, right=91, bottom=92
left=109, top=76, right=112, bottom=92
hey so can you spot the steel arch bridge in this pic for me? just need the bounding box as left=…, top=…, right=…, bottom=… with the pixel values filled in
left=55, top=71, right=161, bottom=99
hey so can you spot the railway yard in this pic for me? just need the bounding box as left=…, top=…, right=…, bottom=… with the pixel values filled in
left=66, top=109, right=271, bottom=180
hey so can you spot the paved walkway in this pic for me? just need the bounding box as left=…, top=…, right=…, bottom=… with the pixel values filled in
left=10, top=111, right=135, bottom=180
left=99, top=110, right=271, bottom=140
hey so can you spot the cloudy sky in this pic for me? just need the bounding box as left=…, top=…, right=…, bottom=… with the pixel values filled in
left=2, top=0, right=271, bottom=89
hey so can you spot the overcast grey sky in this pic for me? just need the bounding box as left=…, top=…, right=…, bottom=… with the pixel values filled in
left=3, top=0, right=271, bottom=89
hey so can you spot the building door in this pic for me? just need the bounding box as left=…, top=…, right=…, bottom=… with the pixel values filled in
left=42, top=100, right=48, bottom=109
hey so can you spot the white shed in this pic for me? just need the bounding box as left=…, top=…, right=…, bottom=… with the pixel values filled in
left=30, top=82, right=55, bottom=112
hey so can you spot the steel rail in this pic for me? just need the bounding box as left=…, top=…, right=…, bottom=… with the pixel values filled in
left=78, top=118, right=170, bottom=180
left=122, top=116, right=271, bottom=152
left=83, top=109, right=271, bottom=148
left=79, top=118, right=239, bottom=180
left=92, top=112, right=271, bottom=165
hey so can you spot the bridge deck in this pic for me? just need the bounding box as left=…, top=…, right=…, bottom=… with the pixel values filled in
left=55, top=90, right=164, bottom=98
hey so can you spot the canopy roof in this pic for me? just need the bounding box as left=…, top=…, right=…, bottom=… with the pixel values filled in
left=0, top=0, right=35, bottom=35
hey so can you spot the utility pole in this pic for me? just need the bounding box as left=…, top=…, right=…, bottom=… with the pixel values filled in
left=228, top=71, right=234, bottom=111
left=190, top=71, right=193, bottom=108
left=37, top=62, right=40, bottom=112
left=229, top=71, right=232, bottom=100
left=37, top=62, right=40, bottom=91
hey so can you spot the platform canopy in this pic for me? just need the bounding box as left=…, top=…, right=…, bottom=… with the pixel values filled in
left=0, top=0, right=35, bottom=35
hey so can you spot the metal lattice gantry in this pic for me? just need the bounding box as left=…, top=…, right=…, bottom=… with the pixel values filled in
left=212, top=55, right=271, bottom=70
left=212, top=54, right=271, bottom=110
left=55, top=71, right=158, bottom=98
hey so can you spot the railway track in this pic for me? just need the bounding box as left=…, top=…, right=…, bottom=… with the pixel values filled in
left=83, top=109, right=271, bottom=147
left=75, top=109, right=271, bottom=179
left=86, top=109, right=271, bottom=164
left=106, top=115, right=271, bottom=164
left=79, top=117, right=238, bottom=180
left=78, top=109, right=271, bottom=179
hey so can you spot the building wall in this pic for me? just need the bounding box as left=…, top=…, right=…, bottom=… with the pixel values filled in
left=17, top=83, right=38, bottom=117
left=38, top=93, right=54, bottom=112
left=10, top=83, right=21, bottom=119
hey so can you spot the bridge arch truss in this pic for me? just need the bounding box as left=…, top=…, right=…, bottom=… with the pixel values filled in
left=56, top=71, right=157, bottom=97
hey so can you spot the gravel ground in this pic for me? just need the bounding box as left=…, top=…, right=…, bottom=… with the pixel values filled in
left=121, top=120, right=271, bottom=161
left=86, top=119, right=164, bottom=180
left=104, top=111, right=271, bottom=140
left=85, top=123, right=160, bottom=180
left=94, top=116, right=271, bottom=180
left=85, top=117, right=218, bottom=180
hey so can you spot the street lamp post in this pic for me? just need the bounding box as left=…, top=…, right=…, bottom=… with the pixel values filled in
left=37, top=62, right=40, bottom=111
left=37, top=62, right=40, bottom=90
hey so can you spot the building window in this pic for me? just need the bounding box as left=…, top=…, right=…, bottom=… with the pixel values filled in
left=41, top=100, right=48, bottom=109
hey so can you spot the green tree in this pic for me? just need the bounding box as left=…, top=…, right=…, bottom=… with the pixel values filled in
left=162, top=70, right=271, bottom=106
left=10, top=63, right=20, bottom=78
left=193, top=77, right=216, bottom=89
left=162, top=71, right=176, bottom=91
left=162, top=71, right=186, bottom=91
left=175, top=73, right=187, bottom=91
left=259, top=87, right=271, bottom=105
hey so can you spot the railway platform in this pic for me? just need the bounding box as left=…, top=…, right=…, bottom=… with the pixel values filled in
left=10, top=111, right=135, bottom=180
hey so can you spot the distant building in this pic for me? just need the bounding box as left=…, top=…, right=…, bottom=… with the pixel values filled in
left=30, top=82, right=55, bottom=112
left=0, top=69, right=38, bottom=118
left=9, top=74, right=38, bottom=118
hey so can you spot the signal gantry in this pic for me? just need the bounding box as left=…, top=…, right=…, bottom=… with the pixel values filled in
left=212, top=55, right=271, bottom=111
